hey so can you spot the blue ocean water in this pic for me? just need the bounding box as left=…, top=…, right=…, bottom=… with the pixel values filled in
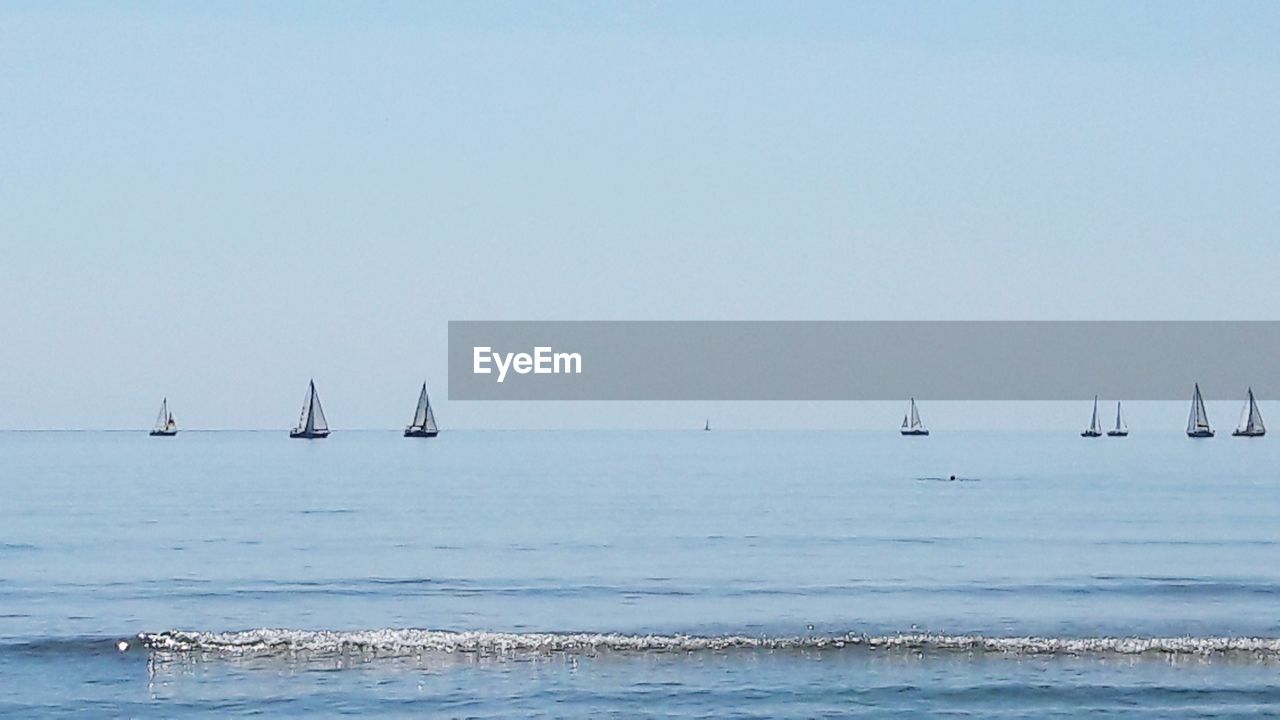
left=2, top=429, right=1280, bottom=716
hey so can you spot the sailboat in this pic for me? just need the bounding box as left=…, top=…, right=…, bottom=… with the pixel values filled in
left=1106, top=401, right=1128, bottom=437
left=1186, top=383, right=1214, bottom=438
left=403, top=382, right=439, bottom=438
left=1081, top=395, right=1103, bottom=437
left=1232, top=388, right=1265, bottom=437
left=290, top=379, right=330, bottom=439
left=149, top=398, right=178, bottom=437
left=900, top=398, right=929, bottom=436
left=704, top=419, right=711, bottom=432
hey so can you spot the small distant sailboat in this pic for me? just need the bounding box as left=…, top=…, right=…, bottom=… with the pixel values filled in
left=149, top=398, right=178, bottom=437
left=900, top=398, right=929, bottom=436
left=1186, top=383, right=1214, bottom=438
left=704, top=419, right=711, bottom=432
left=1106, top=401, right=1128, bottom=437
left=1081, top=395, right=1103, bottom=437
left=290, top=379, right=330, bottom=439
left=403, top=382, right=439, bottom=438
left=1232, top=388, right=1265, bottom=437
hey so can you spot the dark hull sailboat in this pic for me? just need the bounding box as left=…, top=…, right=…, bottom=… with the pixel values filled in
left=291, top=379, right=330, bottom=439
left=1106, top=402, right=1128, bottom=437
left=1081, top=395, right=1103, bottom=437
left=900, top=398, right=929, bottom=436
left=149, top=398, right=178, bottom=436
left=404, top=382, right=439, bottom=438
left=1232, top=388, right=1265, bottom=437
left=1186, top=383, right=1214, bottom=438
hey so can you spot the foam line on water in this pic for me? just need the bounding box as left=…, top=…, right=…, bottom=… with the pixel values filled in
left=137, top=629, right=1280, bottom=658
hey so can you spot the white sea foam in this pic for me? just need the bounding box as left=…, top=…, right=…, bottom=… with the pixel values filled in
left=137, top=629, right=1280, bottom=659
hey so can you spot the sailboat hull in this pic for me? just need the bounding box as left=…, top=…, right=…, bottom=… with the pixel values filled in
left=1232, top=429, right=1265, bottom=437
left=403, top=429, right=439, bottom=438
left=149, top=430, right=178, bottom=437
left=290, top=430, right=330, bottom=439
left=1187, top=430, right=1214, bottom=438
left=1106, top=430, right=1128, bottom=437
left=900, top=429, right=929, bottom=436
left=1080, top=431, right=1102, bottom=437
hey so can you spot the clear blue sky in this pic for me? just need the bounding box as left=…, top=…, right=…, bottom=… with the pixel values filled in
left=2, top=1, right=1278, bottom=429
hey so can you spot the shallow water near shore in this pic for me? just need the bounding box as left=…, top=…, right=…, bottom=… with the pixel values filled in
left=2, top=429, right=1279, bottom=716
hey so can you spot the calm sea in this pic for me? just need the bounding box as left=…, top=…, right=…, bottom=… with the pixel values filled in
left=2, top=429, right=1279, bottom=717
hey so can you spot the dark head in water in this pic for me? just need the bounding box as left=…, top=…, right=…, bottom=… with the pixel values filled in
left=949, top=475, right=956, bottom=481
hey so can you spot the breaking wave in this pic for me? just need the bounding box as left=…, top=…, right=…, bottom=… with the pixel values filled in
left=136, top=629, right=1280, bottom=659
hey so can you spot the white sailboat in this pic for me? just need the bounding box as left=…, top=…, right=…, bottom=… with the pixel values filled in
left=404, top=382, right=439, bottom=438
left=1081, top=395, right=1102, bottom=437
left=1232, top=388, right=1265, bottom=437
left=149, top=397, right=177, bottom=437
left=900, top=398, right=929, bottom=436
left=290, top=379, right=330, bottom=439
left=1106, top=401, right=1128, bottom=437
left=1186, top=383, right=1214, bottom=438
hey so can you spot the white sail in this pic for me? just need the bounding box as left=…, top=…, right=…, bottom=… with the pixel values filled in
left=408, top=383, right=436, bottom=432
left=308, top=383, right=328, bottom=432
left=296, top=387, right=310, bottom=432
left=409, top=383, right=430, bottom=428
left=1084, top=396, right=1101, bottom=434
left=1248, top=390, right=1265, bottom=434
left=1114, top=402, right=1127, bottom=433
left=1187, top=384, right=1212, bottom=434
left=1236, top=388, right=1265, bottom=435
left=296, top=380, right=329, bottom=434
left=153, top=399, right=168, bottom=432
left=900, top=398, right=927, bottom=434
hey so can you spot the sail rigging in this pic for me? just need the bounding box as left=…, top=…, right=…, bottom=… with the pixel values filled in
left=153, top=399, right=168, bottom=433
left=1234, top=388, right=1265, bottom=436
left=409, top=384, right=436, bottom=431
left=1187, top=384, right=1213, bottom=437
